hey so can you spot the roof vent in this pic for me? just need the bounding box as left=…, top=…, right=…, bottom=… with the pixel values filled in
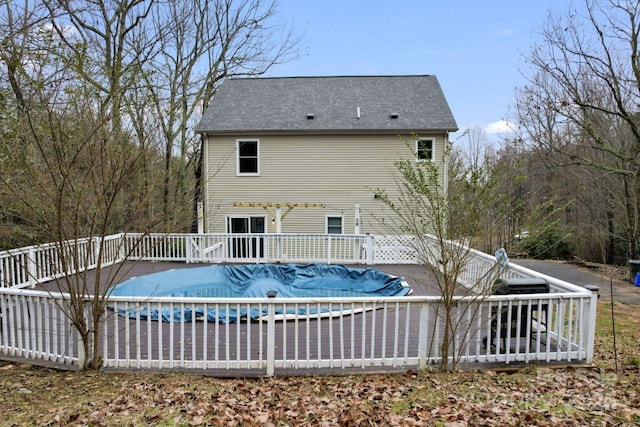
left=390, top=113, right=399, bottom=119
left=306, top=113, right=315, bottom=120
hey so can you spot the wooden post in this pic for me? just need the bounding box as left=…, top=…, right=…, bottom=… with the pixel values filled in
left=276, top=207, right=282, bottom=234
left=584, top=292, right=598, bottom=364
left=266, top=291, right=277, bottom=376
left=418, top=301, right=430, bottom=370
left=197, top=202, right=204, bottom=234
left=365, top=234, right=374, bottom=265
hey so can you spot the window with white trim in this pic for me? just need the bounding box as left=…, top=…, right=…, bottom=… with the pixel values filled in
left=326, top=216, right=343, bottom=234
left=416, top=138, right=434, bottom=161
left=237, top=139, right=259, bottom=175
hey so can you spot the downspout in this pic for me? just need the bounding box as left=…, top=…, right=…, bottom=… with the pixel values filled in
left=203, top=133, right=209, bottom=233
left=443, top=131, right=450, bottom=196
left=196, top=133, right=208, bottom=234
left=443, top=131, right=450, bottom=239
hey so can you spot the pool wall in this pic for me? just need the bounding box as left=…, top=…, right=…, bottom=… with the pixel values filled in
left=110, top=263, right=411, bottom=323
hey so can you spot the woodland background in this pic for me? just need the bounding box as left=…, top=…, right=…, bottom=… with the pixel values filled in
left=1, top=0, right=639, bottom=266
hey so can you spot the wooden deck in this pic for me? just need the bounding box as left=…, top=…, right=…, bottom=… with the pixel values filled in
left=2, top=232, right=594, bottom=374
left=31, top=262, right=562, bottom=376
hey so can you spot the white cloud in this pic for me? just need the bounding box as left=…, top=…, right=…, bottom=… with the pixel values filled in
left=484, top=120, right=516, bottom=134
left=488, top=28, right=514, bottom=37
left=495, top=28, right=514, bottom=36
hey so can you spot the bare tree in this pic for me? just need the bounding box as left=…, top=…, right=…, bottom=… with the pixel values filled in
left=455, top=126, right=495, bottom=177
left=2, top=0, right=299, bottom=238
left=374, top=142, right=513, bottom=370
left=0, top=0, right=78, bottom=244
left=125, top=0, right=299, bottom=229
left=0, top=81, right=156, bottom=369
left=451, top=127, right=505, bottom=251
left=0, top=0, right=298, bottom=368
left=515, top=0, right=640, bottom=260
left=43, top=0, right=158, bottom=136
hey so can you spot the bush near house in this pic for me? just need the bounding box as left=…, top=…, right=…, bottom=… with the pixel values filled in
left=515, top=228, right=573, bottom=259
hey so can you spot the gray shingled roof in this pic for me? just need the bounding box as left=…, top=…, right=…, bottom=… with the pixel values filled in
left=195, top=75, right=458, bottom=134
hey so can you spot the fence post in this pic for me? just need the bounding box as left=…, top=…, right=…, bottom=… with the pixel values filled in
left=92, top=237, right=100, bottom=269
left=266, top=291, right=277, bottom=376
left=27, top=247, right=37, bottom=287
left=418, top=300, right=429, bottom=370
left=118, top=233, right=126, bottom=263
left=583, top=291, right=599, bottom=363
left=276, top=234, right=282, bottom=262
left=186, top=235, right=193, bottom=264
left=365, top=235, right=374, bottom=265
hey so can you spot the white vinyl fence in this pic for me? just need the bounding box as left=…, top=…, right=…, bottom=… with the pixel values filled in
left=0, top=288, right=81, bottom=367
left=0, top=233, right=598, bottom=374
left=0, top=234, right=124, bottom=289
left=123, top=233, right=372, bottom=265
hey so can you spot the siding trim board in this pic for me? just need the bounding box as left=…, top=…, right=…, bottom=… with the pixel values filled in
left=205, top=129, right=457, bottom=137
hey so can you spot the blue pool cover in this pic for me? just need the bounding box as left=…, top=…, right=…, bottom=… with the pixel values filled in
left=110, top=263, right=411, bottom=323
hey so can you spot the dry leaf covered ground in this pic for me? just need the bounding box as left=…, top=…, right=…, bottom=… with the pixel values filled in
left=0, top=302, right=638, bottom=426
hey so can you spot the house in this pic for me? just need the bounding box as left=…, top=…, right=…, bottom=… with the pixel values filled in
left=194, top=75, right=458, bottom=237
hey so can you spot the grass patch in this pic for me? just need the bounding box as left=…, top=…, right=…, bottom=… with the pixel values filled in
left=595, top=302, right=640, bottom=371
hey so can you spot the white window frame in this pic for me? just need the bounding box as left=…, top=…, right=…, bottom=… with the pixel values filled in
left=415, top=138, right=435, bottom=162
left=326, top=215, right=344, bottom=234
left=236, top=139, right=260, bottom=176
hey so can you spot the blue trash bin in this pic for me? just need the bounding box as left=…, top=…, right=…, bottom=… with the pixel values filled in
left=629, top=260, right=640, bottom=283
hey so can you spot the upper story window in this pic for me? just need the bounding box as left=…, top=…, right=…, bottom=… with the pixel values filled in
left=237, top=139, right=259, bottom=175
left=326, top=216, right=343, bottom=234
left=416, top=138, right=434, bottom=161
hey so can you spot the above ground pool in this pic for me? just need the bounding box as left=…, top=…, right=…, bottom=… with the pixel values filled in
left=110, top=263, right=412, bottom=323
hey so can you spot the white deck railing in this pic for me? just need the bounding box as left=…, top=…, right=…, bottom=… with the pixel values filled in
left=0, top=233, right=598, bottom=373
left=0, top=287, right=82, bottom=367
left=122, top=233, right=372, bottom=265
left=0, top=234, right=124, bottom=289
left=0, top=290, right=596, bottom=372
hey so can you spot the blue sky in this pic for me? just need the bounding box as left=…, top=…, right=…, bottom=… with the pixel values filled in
left=267, top=0, right=575, bottom=141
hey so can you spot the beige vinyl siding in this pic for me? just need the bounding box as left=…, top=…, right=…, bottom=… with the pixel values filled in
left=204, top=133, right=448, bottom=234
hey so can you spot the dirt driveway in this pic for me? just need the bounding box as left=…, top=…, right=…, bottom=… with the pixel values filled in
left=513, top=259, right=640, bottom=305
